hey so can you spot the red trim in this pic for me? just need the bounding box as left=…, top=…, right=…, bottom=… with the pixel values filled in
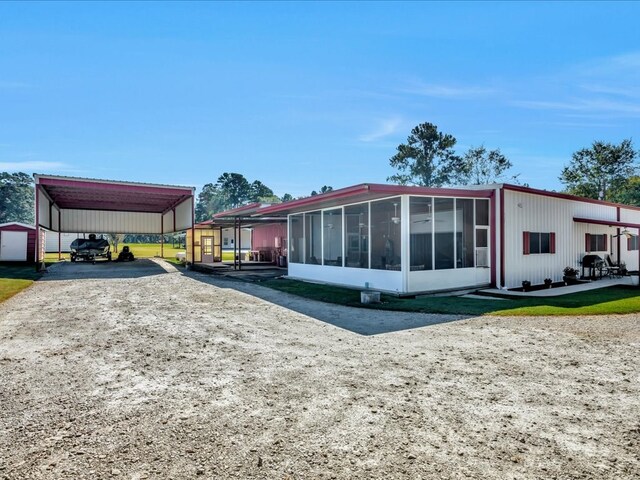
left=36, top=175, right=193, bottom=196
left=503, top=183, right=640, bottom=212
left=550, top=232, right=556, bottom=254
left=573, top=217, right=640, bottom=229
left=523, top=231, right=530, bottom=255
left=499, top=188, right=505, bottom=288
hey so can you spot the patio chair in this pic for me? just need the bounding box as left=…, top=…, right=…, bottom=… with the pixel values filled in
left=604, top=255, right=623, bottom=278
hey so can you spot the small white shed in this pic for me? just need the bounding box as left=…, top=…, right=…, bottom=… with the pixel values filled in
left=0, top=222, right=37, bottom=262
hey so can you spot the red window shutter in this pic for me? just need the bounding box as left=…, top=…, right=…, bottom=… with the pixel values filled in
left=585, top=233, right=591, bottom=252
left=550, top=232, right=556, bottom=254
left=628, top=236, right=632, bottom=251
left=523, top=231, right=530, bottom=255
left=604, top=234, right=608, bottom=252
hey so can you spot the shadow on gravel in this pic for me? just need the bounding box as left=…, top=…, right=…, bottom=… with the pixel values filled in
left=184, top=270, right=471, bottom=335
left=39, top=259, right=171, bottom=281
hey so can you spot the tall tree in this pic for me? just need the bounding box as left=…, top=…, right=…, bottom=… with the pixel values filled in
left=196, top=173, right=279, bottom=220
left=459, top=145, right=515, bottom=185
left=559, top=139, right=638, bottom=201
left=310, top=185, right=333, bottom=196
left=613, top=175, right=640, bottom=206
left=281, top=193, right=294, bottom=202
left=249, top=180, right=274, bottom=202
left=216, top=172, right=251, bottom=208
left=0, top=172, right=34, bottom=224
left=388, top=122, right=466, bottom=187
left=195, top=183, right=225, bottom=222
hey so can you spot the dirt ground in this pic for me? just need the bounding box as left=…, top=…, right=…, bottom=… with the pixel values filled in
left=0, top=259, right=638, bottom=479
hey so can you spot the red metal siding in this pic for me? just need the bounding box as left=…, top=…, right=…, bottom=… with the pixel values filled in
left=0, top=224, right=36, bottom=262
left=252, top=223, right=287, bottom=250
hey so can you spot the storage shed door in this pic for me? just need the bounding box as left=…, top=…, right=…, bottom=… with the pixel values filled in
left=0, top=231, right=28, bottom=261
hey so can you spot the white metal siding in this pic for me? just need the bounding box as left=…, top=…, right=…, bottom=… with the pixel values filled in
left=162, top=210, right=174, bottom=233
left=60, top=209, right=161, bottom=234
left=0, top=231, right=28, bottom=261
left=45, top=232, right=81, bottom=252
left=288, top=263, right=403, bottom=293
left=51, top=206, right=60, bottom=231
left=408, top=268, right=491, bottom=292
left=503, top=190, right=617, bottom=288
left=619, top=207, right=640, bottom=271
left=38, top=188, right=51, bottom=229
left=174, top=197, right=193, bottom=231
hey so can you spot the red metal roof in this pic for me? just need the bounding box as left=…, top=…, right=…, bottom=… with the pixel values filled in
left=35, top=174, right=194, bottom=213
left=254, top=183, right=495, bottom=216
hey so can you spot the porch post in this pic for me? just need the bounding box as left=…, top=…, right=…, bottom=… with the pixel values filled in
left=238, top=217, right=242, bottom=271
left=233, top=218, right=238, bottom=270
left=400, top=195, right=409, bottom=294
left=616, top=207, right=621, bottom=265
left=58, top=209, right=62, bottom=261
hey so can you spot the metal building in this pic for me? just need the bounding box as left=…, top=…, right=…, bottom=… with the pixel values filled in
left=34, top=175, right=195, bottom=265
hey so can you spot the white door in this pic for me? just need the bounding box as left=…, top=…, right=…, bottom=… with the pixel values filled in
left=0, top=231, right=28, bottom=261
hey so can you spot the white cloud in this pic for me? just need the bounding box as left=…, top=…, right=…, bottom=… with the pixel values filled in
left=358, top=117, right=403, bottom=142
left=511, top=51, right=640, bottom=119
left=0, top=161, right=68, bottom=172
left=512, top=98, right=640, bottom=116
left=401, top=82, right=497, bottom=98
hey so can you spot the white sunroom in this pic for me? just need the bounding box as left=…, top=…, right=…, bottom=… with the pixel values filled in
left=255, top=184, right=497, bottom=295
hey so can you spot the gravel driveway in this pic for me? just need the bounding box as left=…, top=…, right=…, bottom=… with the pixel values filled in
left=0, top=259, right=638, bottom=479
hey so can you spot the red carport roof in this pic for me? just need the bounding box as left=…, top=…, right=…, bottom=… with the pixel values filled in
left=34, top=174, right=194, bottom=213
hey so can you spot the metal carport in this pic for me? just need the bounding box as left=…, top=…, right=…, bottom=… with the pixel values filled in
left=34, top=174, right=195, bottom=267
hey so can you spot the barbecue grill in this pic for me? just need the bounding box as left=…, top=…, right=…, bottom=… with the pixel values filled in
left=581, top=254, right=604, bottom=279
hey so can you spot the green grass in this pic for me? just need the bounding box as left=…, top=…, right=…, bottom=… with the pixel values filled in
left=0, top=263, right=41, bottom=303
left=261, top=278, right=640, bottom=316
left=45, top=243, right=185, bottom=263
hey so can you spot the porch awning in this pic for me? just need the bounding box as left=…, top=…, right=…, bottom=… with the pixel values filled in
left=573, top=217, right=640, bottom=229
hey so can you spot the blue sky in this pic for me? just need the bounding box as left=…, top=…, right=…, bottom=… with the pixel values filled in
left=1, top=2, right=639, bottom=197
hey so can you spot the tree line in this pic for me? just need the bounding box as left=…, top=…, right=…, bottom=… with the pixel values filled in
left=1, top=124, right=638, bottom=226
left=195, top=173, right=333, bottom=222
